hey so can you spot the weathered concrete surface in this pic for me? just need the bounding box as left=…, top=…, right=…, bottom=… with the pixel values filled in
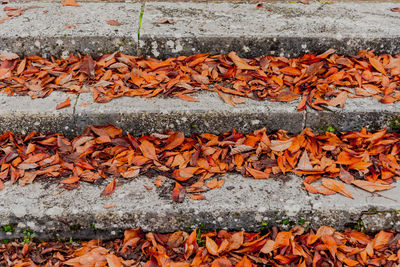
left=306, top=97, right=400, bottom=133
left=0, top=2, right=140, bottom=57
left=0, top=92, right=77, bottom=136
left=0, top=92, right=399, bottom=136
left=139, top=2, right=400, bottom=58
left=1, top=2, right=400, bottom=57
left=75, top=92, right=304, bottom=136
left=0, top=173, right=399, bottom=241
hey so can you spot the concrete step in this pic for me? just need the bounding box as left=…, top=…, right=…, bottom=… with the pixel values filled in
left=1, top=92, right=399, bottom=137
left=0, top=173, right=398, bottom=240
left=0, top=2, right=399, bottom=57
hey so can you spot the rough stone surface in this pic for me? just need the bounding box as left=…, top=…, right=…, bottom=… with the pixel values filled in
left=0, top=92, right=77, bottom=136
left=0, top=173, right=399, bottom=241
left=140, top=2, right=400, bottom=58
left=75, top=92, right=304, bottom=135
left=306, top=97, right=400, bottom=132
left=310, top=179, right=400, bottom=232
left=0, top=2, right=400, bottom=57
left=0, top=92, right=399, bottom=136
left=0, top=2, right=140, bottom=57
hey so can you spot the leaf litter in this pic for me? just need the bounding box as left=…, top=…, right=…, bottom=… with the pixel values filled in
left=2, top=226, right=400, bottom=266
left=0, top=50, right=399, bottom=109
left=0, top=125, right=399, bottom=201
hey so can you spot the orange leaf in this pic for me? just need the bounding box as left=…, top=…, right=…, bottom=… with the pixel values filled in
left=139, top=140, right=157, bottom=160
left=280, top=66, right=301, bottom=76
left=245, top=167, right=270, bottom=179
left=369, top=57, right=386, bottom=75
left=321, top=178, right=353, bottom=199
left=177, top=94, right=199, bottom=102
left=164, top=132, right=185, bottom=150
left=217, top=90, right=235, bottom=106
left=206, top=236, right=219, bottom=256
left=235, top=256, right=253, bottom=267
left=56, top=97, right=71, bottom=110
left=60, top=176, right=79, bottom=184
left=189, top=194, right=206, bottom=200
left=228, top=52, right=258, bottom=70
left=61, top=0, right=80, bottom=6
left=304, top=182, right=319, bottom=194
left=101, top=177, right=116, bottom=196
left=106, top=20, right=122, bottom=26
left=372, top=230, right=393, bottom=250
left=174, top=167, right=199, bottom=181
left=206, top=178, right=224, bottom=189
left=274, top=231, right=292, bottom=249
left=105, top=254, right=122, bottom=267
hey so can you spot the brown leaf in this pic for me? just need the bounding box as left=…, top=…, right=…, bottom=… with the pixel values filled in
left=154, top=175, right=167, bottom=187
left=321, top=178, right=353, bottom=199
left=390, top=7, right=400, bottom=12
left=260, top=239, right=275, bottom=254
left=56, top=97, right=71, bottom=110
left=297, top=151, right=313, bottom=170
left=230, top=145, right=255, bottom=155
left=172, top=182, right=185, bottom=203
left=61, top=0, right=80, bottom=6
left=0, top=52, right=18, bottom=60
left=217, top=90, right=235, bottom=106
left=339, top=166, right=354, bottom=184
left=106, top=20, right=122, bottom=26
left=352, top=180, right=394, bottom=193
left=139, top=140, right=157, bottom=161
left=152, top=18, right=175, bottom=24
left=328, top=91, right=347, bottom=108
left=206, top=236, right=219, bottom=256
left=269, top=139, right=293, bottom=152
left=101, top=177, right=116, bottom=196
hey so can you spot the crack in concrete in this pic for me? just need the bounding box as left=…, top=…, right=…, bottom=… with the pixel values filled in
left=302, top=109, right=307, bottom=130
left=72, top=93, right=80, bottom=135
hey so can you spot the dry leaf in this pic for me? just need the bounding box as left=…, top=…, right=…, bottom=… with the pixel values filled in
left=106, top=20, right=122, bottom=26
left=56, top=97, right=71, bottom=110
left=101, top=177, right=116, bottom=196
left=61, top=0, right=80, bottom=6
left=321, top=178, right=353, bottom=199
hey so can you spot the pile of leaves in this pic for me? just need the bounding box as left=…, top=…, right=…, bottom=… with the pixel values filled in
left=2, top=226, right=400, bottom=266
left=0, top=125, right=399, bottom=200
left=0, top=50, right=399, bottom=109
